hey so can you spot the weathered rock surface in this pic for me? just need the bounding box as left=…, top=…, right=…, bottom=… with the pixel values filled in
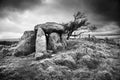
left=34, top=22, right=64, bottom=34
left=11, top=22, right=66, bottom=58
left=48, top=33, right=65, bottom=52
left=35, top=28, right=47, bottom=59
left=35, top=22, right=66, bottom=55
left=36, top=28, right=46, bottom=53
left=13, top=31, right=35, bottom=56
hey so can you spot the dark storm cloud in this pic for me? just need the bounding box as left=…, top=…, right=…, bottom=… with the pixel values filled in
left=59, top=0, right=120, bottom=25
left=0, top=0, right=43, bottom=18
left=57, top=0, right=83, bottom=11
left=58, top=0, right=81, bottom=7
left=83, top=0, right=120, bottom=25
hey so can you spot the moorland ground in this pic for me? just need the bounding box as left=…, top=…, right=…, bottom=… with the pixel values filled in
left=0, top=38, right=120, bottom=80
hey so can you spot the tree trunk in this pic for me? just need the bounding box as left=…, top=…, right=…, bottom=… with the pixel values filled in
left=67, top=32, right=72, bottom=40
left=67, top=35, right=70, bottom=40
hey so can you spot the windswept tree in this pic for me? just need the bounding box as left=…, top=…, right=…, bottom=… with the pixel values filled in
left=63, top=11, right=89, bottom=39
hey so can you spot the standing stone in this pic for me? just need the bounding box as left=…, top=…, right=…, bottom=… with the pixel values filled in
left=35, top=28, right=46, bottom=59
left=13, top=31, right=35, bottom=56
left=48, top=33, right=65, bottom=52
left=61, top=34, right=67, bottom=48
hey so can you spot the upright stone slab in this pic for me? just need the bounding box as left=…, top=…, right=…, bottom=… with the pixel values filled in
left=35, top=28, right=46, bottom=59
left=61, top=34, right=67, bottom=48
left=48, top=32, right=65, bottom=52
left=13, top=31, right=35, bottom=56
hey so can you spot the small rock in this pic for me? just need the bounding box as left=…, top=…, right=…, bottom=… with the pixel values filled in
left=35, top=52, right=44, bottom=60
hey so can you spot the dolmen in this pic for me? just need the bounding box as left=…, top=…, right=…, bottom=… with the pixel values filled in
left=13, top=22, right=67, bottom=59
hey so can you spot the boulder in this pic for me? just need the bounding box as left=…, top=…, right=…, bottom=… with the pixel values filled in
left=34, top=22, right=64, bottom=34
left=35, top=52, right=44, bottom=60
left=20, top=31, right=34, bottom=41
left=35, top=52, right=52, bottom=60
left=13, top=31, right=35, bottom=56
left=39, top=58, right=55, bottom=70
left=48, top=33, right=65, bottom=52
left=35, top=28, right=47, bottom=59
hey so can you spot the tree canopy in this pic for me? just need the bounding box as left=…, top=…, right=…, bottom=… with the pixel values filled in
left=63, top=11, right=89, bottom=39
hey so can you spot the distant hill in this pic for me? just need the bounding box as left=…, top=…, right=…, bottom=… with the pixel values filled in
left=0, top=38, right=20, bottom=41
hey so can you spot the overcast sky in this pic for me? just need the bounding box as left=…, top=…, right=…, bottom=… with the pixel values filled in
left=0, top=0, right=120, bottom=39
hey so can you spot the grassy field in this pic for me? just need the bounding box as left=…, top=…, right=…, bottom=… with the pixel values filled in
left=0, top=38, right=120, bottom=80
left=0, top=38, right=19, bottom=46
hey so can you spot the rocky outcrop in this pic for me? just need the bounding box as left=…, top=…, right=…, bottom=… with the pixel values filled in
left=34, top=22, right=67, bottom=58
left=12, top=22, right=66, bottom=58
left=13, top=31, right=35, bottom=56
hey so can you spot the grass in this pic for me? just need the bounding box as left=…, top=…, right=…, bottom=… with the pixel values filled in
left=0, top=38, right=120, bottom=80
left=0, top=41, right=18, bottom=46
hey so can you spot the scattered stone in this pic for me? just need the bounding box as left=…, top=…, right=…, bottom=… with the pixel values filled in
left=35, top=52, right=52, bottom=60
